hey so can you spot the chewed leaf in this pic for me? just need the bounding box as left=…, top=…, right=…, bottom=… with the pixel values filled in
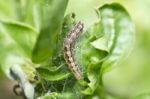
left=99, top=3, right=135, bottom=74
left=36, top=67, right=70, bottom=81
left=32, top=0, right=69, bottom=63
left=75, top=3, right=135, bottom=95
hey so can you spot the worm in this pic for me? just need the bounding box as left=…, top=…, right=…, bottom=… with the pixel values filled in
left=63, top=21, right=84, bottom=80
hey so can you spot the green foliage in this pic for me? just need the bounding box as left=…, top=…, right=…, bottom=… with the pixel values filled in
left=0, top=0, right=136, bottom=99
left=36, top=66, right=70, bottom=81
left=74, top=3, right=135, bottom=97
left=32, top=0, right=69, bottom=63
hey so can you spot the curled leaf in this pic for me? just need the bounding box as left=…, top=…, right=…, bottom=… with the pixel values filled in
left=99, top=3, right=135, bottom=74
left=75, top=3, right=135, bottom=95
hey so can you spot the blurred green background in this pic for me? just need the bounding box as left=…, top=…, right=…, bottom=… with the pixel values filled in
left=0, top=0, right=150, bottom=99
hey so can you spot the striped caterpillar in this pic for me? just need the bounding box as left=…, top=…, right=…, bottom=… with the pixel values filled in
left=63, top=21, right=84, bottom=80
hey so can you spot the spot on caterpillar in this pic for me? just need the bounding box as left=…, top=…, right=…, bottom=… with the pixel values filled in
left=63, top=21, right=84, bottom=80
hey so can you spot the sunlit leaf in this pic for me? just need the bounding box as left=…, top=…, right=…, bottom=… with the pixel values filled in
left=75, top=3, right=135, bottom=95
left=0, top=20, right=37, bottom=57
left=99, top=3, right=135, bottom=74
left=0, top=22, right=28, bottom=77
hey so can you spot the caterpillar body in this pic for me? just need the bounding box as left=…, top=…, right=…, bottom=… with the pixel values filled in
left=63, top=22, right=84, bottom=80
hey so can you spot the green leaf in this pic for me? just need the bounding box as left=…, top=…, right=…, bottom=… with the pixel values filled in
left=37, top=92, right=59, bottom=99
left=58, top=92, right=77, bottom=99
left=36, top=66, right=70, bottom=81
left=11, top=0, right=35, bottom=24
left=37, top=92, right=77, bottom=99
left=0, top=22, right=29, bottom=77
left=32, top=0, right=69, bottom=63
left=99, top=3, right=135, bottom=74
left=61, top=13, right=76, bottom=42
left=0, top=1, right=136, bottom=98
left=0, top=20, right=37, bottom=57
left=75, top=3, right=135, bottom=95
left=0, top=0, right=37, bottom=27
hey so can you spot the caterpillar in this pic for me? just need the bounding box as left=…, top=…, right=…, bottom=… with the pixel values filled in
left=63, top=21, right=84, bottom=80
